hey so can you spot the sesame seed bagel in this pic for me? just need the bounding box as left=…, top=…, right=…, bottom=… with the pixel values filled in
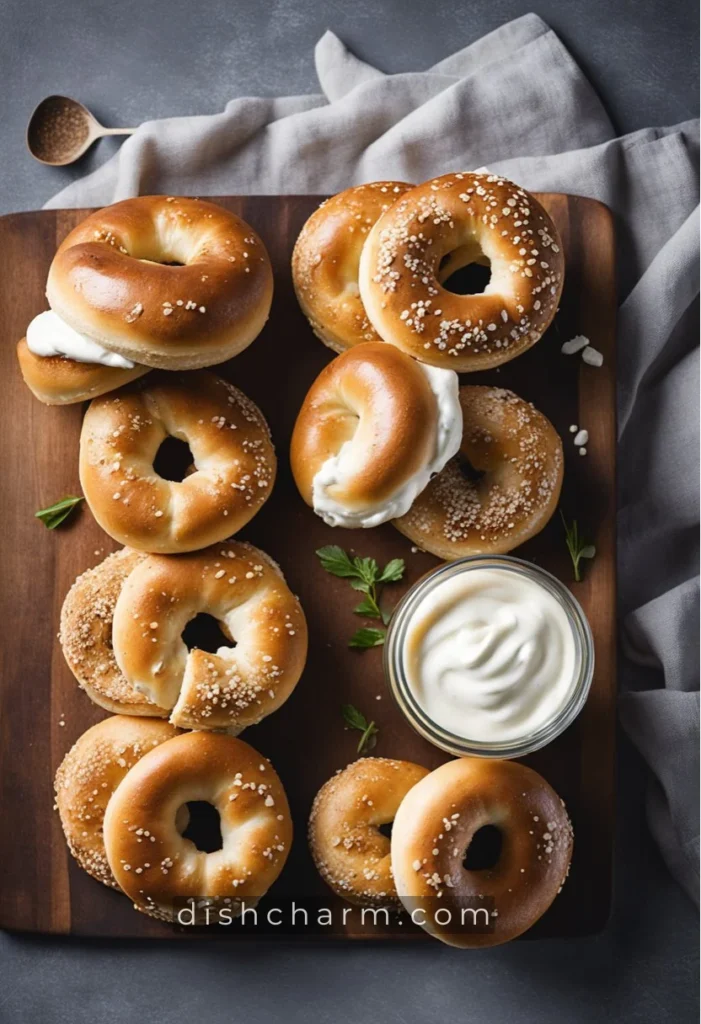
left=358, top=172, right=564, bottom=371
left=79, top=371, right=276, bottom=554
left=391, top=757, right=573, bottom=948
left=290, top=342, right=462, bottom=528
left=55, top=715, right=180, bottom=889
left=309, top=758, right=429, bottom=907
left=16, top=336, right=150, bottom=405
left=46, top=196, right=273, bottom=370
left=103, top=731, right=292, bottom=922
left=394, top=386, right=563, bottom=559
left=112, top=540, right=308, bottom=732
left=60, top=548, right=163, bottom=717
left=292, top=182, right=412, bottom=353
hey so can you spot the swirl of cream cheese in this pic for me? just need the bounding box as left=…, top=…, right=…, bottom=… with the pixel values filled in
left=403, top=569, right=577, bottom=743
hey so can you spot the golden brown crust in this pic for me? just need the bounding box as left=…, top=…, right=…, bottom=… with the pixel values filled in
left=290, top=342, right=440, bottom=514
left=394, top=386, right=563, bottom=558
left=60, top=549, right=163, bottom=716
left=46, top=196, right=273, bottom=370
left=309, top=758, right=429, bottom=907
left=79, top=371, right=276, bottom=553
left=112, top=540, right=308, bottom=732
left=358, top=172, right=565, bottom=371
left=55, top=716, right=180, bottom=889
left=391, top=757, right=573, bottom=947
left=103, top=731, right=292, bottom=921
left=292, top=182, right=412, bottom=352
left=16, top=337, right=149, bottom=405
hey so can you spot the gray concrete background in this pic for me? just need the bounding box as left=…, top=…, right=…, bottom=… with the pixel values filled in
left=0, top=1, right=698, bottom=1021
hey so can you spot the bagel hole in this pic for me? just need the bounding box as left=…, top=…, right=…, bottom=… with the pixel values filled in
left=457, top=451, right=485, bottom=484
left=440, top=256, right=492, bottom=295
left=179, top=801, right=223, bottom=853
left=463, top=825, right=503, bottom=871
left=377, top=821, right=394, bottom=841
left=154, top=436, right=195, bottom=482
left=182, top=613, right=232, bottom=654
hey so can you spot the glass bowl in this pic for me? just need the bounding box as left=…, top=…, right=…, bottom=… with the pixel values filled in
left=384, top=555, right=594, bottom=759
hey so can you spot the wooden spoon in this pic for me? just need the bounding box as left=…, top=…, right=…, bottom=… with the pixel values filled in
left=27, top=95, right=136, bottom=166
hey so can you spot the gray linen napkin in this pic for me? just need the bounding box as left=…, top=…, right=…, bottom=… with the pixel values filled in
left=45, top=13, right=700, bottom=902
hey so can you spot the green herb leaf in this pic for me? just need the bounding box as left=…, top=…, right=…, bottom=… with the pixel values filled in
left=341, top=704, right=379, bottom=754
left=352, top=556, right=380, bottom=586
left=560, top=511, right=596, bottom=582
left=378, top=558, right=405, bottom=583
left=316, top=545, right=359, bottom=578
left=35, top=495, right=84, bottom=530
left=349, top=627, right=386, bottom=649
left=353, top=595, right=383, bottom=619
left=318, top=545, right=402, bottom=647
left=357, top=721, right=378, bottom=754
left=341, top=703, right=369, bottom=731
left=348, top=577, right=372, bottom=593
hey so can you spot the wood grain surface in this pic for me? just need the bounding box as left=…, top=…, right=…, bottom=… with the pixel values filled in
left=0, top=194, right=616, bottom=939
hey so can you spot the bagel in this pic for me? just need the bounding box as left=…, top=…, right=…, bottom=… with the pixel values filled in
left=55, top=716, right=180, bottom=889
left=103, top=730, right=292, bottom=921
left=309, top=758, right=429, bottom=907
left=59, top=548, right=162, bottom=716
left=292, top=182, right=412, bottom=353
left=112, top=540, right=308, bottom=732
left=16, top=334, right=149, bottom=405
left=290, top=342, right=462, bottom=528
left=46, top=196, right=273, bottom=370
left=394, top=386, right=563, bottom=558
left=391, top=757, right=573, bottom=947
left=358, top=172, right=564, bottom=371
left=79, top=371, right=276, bottom=554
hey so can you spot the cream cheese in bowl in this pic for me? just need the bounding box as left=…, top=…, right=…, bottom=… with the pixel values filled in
left=385, top=556, right=594, bottom=758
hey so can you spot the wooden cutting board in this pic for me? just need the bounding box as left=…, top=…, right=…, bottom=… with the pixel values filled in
left=0, top=195, right=616, bottom=939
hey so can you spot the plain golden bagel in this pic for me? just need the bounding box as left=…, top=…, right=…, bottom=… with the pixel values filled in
left=309, top=758, right=429, bottom=907
left=358, top=172, right=564, bottom=371
left=394, top=386, right=563, bottom=559
left=79, top=371, right=276, bottom=554
left=112, top=540, right=308, bottom=732
left=46, top=196, right=273, bottom=370
left=391, top=757, right=573, bottom=947
left=103, top=731, right=292, bottom=922
left=60, top=548, right=162, bottom=717
left=292, top=182, right=412, bottom=353
left=54, top=716, right=180, bottom=889
left=16, top=336, right=149, bottom=405
left=290, top=342, right=461, bottom=528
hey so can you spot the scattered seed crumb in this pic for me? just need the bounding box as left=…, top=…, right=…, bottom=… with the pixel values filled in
left=582, top=345, right=603, bottom=367
left=561, top=334, right=589, bottom=355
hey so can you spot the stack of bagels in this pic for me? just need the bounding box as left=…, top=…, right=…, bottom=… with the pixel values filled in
left=21, top=178, right=572, bottom=944
left=290, top=174, right=565, bottom=558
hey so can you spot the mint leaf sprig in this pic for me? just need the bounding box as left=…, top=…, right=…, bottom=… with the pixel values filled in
left=560, top=512, right=596, bottom=582
left=316, top=546, right=405, bottom=648
left=341, top=703, right=379, bottom=754
left=35, top=495, right=84, bottom=530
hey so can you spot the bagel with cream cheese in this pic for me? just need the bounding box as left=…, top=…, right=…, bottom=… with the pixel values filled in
left=290, top=342, right=462, bottom=528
